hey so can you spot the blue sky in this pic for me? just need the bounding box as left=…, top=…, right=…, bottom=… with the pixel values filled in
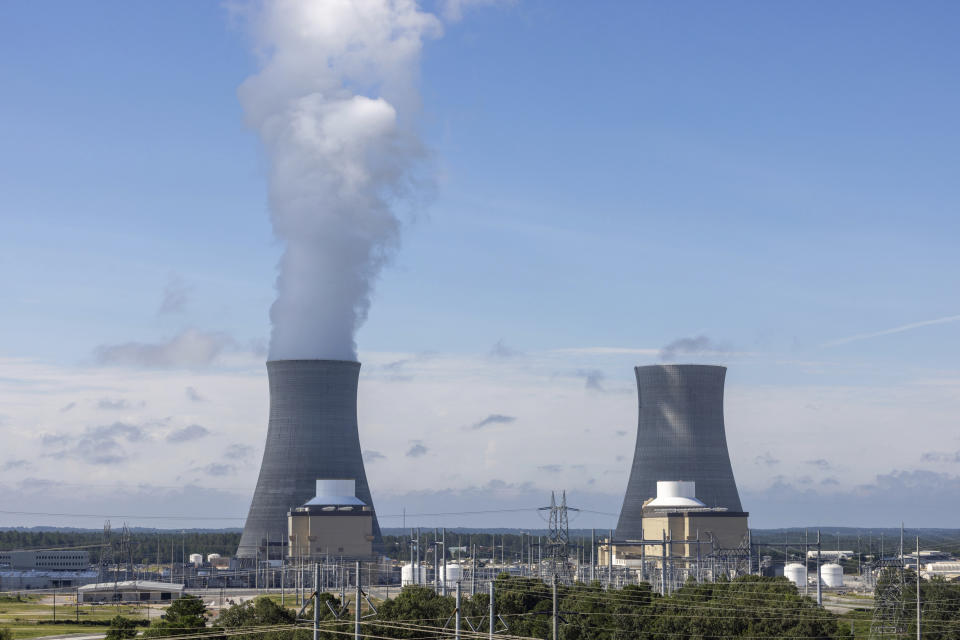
left=1, top=0, right=959, bottom=529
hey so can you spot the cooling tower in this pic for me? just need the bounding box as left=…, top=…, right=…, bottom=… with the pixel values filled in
left=615, top=364, right=743, bottom=540
left=237, top=359, right=380, bottom=559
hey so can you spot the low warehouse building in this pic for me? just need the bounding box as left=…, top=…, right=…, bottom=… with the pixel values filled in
left=78, top=580, right=185, bottom=603
left=0, top=570, right=98, bottom=591
left=0, top=550, right=90, bottom=570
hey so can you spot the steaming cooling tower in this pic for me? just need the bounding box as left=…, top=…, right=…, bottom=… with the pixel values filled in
left=237, top=359, right=380, bottom=558
left=615, top=364, right=743, bottom=540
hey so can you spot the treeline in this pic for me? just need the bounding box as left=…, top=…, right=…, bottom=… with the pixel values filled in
left=0, top=531, right=241, bottom=564
left=113, top=574, right=890, bottom=640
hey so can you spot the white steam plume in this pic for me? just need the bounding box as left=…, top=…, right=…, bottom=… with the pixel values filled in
left=239, top=0, right=442, bottom=361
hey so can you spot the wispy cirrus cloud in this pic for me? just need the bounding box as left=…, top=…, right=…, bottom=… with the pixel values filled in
left=823, top=313, right=960, bottom=347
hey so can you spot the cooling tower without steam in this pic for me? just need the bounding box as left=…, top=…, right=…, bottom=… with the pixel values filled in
left=237, top=359, right=380, bottom=558
left=615, top=364, right=743, bottom=540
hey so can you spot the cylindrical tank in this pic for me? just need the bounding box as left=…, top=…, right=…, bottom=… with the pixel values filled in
left=401, top=563, right=427, bottom=586
left=189, top=553, right=203, bottom=566
left=444, top=564, right=462, bottom=585
left=821, top=563, right=843, bottom=588
left=207, top=553, right=221, bottom=563
left=784, top=563, right=807, bottom=586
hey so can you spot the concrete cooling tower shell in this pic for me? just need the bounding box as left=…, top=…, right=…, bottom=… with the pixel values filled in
left=615, top=364, right=743, bottom=541
left=237, top=359, right=380, bottom=558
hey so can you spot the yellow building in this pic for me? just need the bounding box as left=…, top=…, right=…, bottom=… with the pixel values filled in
left=601, top=481, right=748, bottom=568
left=288, top=479, right=375, bottom=561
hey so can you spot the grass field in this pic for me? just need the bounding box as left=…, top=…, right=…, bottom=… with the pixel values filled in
left=0, top=595, right=150, bottom=640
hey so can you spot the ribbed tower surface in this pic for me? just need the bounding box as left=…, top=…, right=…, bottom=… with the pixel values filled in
left=615, top=364, right=743, bottom=541
left=237, top=359, right=380, bottom=559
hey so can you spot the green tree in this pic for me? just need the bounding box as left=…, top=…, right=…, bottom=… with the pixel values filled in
left=370, top=587, right=455, bottom=639
left=143, top=594, right=208, bottom=638
left=0, top=626, right=13, bottom=640
left=215, top=596, right=296, bottom=628
left=105, top=616, right=139, bottom=640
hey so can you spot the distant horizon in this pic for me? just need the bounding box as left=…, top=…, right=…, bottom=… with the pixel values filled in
left=2, top=525, right=958, bottom=535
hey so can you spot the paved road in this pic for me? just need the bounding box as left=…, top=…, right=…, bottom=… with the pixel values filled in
left=29, top=634, right=106, bottom=640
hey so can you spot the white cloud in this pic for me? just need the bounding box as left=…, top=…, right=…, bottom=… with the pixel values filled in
left=94, top=328, right=239, bottom=368
left=2, top=351, right=960, bottom=527
left=440, top=0, right=511, bottom=22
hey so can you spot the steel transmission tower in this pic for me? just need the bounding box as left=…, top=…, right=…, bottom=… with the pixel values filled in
left=98, top=521, right=113, bottom=584
left=869, top=527, right=906, bottom=639
left=539, top=491, right=578, bottom=582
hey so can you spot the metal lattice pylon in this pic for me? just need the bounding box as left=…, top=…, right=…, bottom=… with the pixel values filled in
left=98, top=521, right=113, bottom=584
left=539, top=491, right=577, bottom=582
left=869, top=535, right=905, bottom=638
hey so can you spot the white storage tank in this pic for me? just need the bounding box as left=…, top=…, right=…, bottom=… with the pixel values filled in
left=401, top=563, right=427, bottom=586
left=784, top=563, right=807, bottom=587
left=444, top=563, right=462, bottom=586
left=207, top=553, right=221, bottom=563
left=821, top=563, right=843, bottom=588
left=189, top=553, right=203, bottom=566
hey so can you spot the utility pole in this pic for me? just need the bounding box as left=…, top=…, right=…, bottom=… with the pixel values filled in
left=642, top=534, right=648, bottom=584
left=313, top=562, right=319, bottom=640
left=489, top=581, right=495, bottom=640
left=455, top=581, right=462, bottom=640
left=434, top=529, right=439, bottom=594
left=816, top=530, right=822, bottom=607
left=551, top=574, right=559, bottom=640
left=916, top=536, right=921, bottom=640
left=442, top=528, right=447, bottom=597
left=661, top=530, right=666, bottom=596
left=607, top=529, right=613, bottom=589
left=355, top=561, right=361, bottom=640
left=590, top=529, right=595, bottom=582
left=471, top=544, right=477, bottom=596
